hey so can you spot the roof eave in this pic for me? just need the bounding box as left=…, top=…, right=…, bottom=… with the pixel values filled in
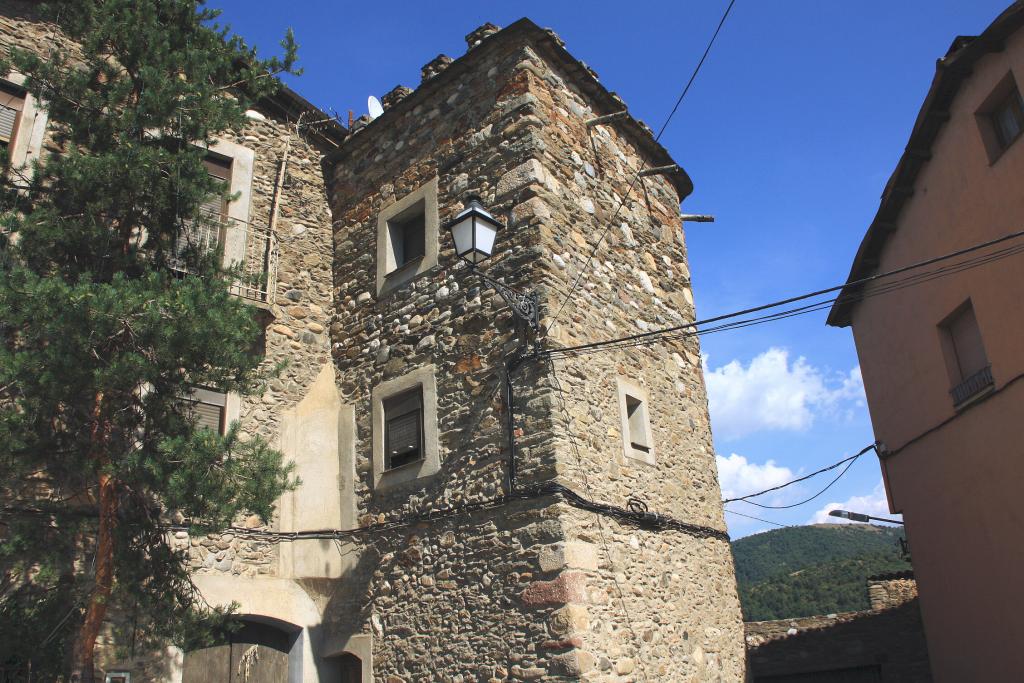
left=827, top=2, right=1024, bottom=328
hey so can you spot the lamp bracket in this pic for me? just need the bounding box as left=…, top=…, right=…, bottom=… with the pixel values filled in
left=474, top=268, right=539, bottom=331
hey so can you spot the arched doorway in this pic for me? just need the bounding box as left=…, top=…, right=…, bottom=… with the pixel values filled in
left=336, top=653, right=362, bottom=683
left=183, top=619, right=293, bottom=682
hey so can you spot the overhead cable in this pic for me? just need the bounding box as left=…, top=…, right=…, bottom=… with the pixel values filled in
left=542, top=228, right=1024, bottom=359
left=721, top=444, right=876, bottom=505
left=724, top=508, right=789, bottom=528
left=544, top=0, right=738, bottom=334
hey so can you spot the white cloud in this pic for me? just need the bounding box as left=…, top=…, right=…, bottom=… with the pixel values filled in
left=716, top=453, right=794, bottom=501
left=704, top=348, right=865, bottom=440
left=809, top=480, right=903, bottom=525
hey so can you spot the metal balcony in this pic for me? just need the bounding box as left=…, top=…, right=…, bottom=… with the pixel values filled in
left=169, top=213, right=278, bottom=306
left=950, top=364, right=994, bottom=408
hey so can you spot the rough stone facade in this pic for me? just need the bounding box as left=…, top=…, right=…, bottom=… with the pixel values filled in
left=1, top=5, right=745, bottom=681
left=867, top=572, right=918, bottom=612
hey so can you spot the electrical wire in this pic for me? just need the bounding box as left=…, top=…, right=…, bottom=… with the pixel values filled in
left=721, top=444, right=875, bottom=505
left=724, top=508, right=789, bottom=528
left=544, top=0, right=738, bottom=334
left=542, top=229, right=1024, bottom=359
left=735, top=453, right=863, bottom=510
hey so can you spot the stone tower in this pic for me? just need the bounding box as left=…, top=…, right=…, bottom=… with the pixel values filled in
left=322, top=19, right=745, bottom=681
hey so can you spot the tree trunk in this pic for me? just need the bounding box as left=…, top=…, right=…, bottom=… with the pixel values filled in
left=72, top=395, right=116, bottom=683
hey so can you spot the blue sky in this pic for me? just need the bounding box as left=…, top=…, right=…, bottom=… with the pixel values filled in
left=211, top=0, right=1011, bottom=536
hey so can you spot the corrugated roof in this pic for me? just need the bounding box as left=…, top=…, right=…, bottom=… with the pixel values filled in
left=827, top=1, right=1024, bottom=327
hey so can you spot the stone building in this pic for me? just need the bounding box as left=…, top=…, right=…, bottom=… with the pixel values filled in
left=0, top=3, right=744, bottom=680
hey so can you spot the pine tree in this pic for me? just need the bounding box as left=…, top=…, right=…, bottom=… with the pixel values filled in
left=0, top=2, right=299, bottom=679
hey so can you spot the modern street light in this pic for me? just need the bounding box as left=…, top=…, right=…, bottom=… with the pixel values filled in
left=828, top=509, right=904, bottom=525
left=444, top=195, right=539, bottom=331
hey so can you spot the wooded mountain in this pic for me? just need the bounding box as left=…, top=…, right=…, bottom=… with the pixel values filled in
left=732, top=524, right=911, bottom=621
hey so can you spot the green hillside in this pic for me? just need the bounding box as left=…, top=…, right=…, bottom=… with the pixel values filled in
left=732, top=524, right=911, bottom=621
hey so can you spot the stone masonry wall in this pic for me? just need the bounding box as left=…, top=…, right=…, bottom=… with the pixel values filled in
left=867, top=574, right=918, bottom=612
left=176, top=105, right=337, bottom=580
left=516, top=35, right=745, bottom=682
left=324, top=22, right=744, bottom=682
left=324, top=29, right=571, bottom=680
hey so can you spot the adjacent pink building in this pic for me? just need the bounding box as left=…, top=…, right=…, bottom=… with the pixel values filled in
left=828, top=3, right=1024, bottom=680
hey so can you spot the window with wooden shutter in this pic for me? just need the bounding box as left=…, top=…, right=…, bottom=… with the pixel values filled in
left=172, top=153, right=232, bottom=270
left=0, top=81, right=25, bottom=151
left=383, top=388, right=423, bottom=470
left=201, top=154, right=232, bottom=221
left=186, top=387, right=227, bottom=435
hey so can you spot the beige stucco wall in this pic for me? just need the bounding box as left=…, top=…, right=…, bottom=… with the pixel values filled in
left=847, top=23, right=1024, bottom=682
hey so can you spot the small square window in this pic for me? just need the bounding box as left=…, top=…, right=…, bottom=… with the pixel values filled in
left=375, top=178, right=439, bottom=296
left=976, top=73, right=1024, bottom=162
left=185, top=386, right=227, bottom=435
left=991, top=87, right=1024, bottom=151
left=105, top=672, right=131, bottom=683
left=616, top=377, right=655, bottom=465
left=387, top=205, right=426, bottom=271
left=383, top=388, right=423, bottom=470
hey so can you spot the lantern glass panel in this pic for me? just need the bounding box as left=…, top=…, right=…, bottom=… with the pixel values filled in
left=450, top=216, right=475, bottom=259
left=474, top=218, right=497, bottom=261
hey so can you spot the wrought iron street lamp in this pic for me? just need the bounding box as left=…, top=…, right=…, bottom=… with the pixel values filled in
left=444, top=196, right=539, bottom=331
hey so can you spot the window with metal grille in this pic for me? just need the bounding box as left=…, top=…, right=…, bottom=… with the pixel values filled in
left=940, top=300, right=993, bottom=407
left=383, top=388, right=423, bottom=470
left=186, top=387, right=227, bottom=435
left=0, top=81, right=25, bottom=153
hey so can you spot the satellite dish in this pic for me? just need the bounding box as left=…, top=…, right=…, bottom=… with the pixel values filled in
left=368, top=95, right=384, bottom=120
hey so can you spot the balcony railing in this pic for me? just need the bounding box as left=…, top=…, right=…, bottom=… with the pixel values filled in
left=951, top=364, right=994, bottom=408
left=169, top=212, right=278, bottom=305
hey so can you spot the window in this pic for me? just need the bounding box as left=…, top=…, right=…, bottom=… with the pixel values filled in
left=0, top=81, right=24, bottom=156
left=371, top=365, right=440, bottom=490
left=616, top=377, right=655, bottom=465
left=977, top=73, right=1024, bottom=162
left=939, top=301, right=993, bottom=407
left=991, top=85, right=1024, bottom=152
left=383, top=388, right=423, bottom=470
left=171, top=153, right=232, bottom=272
left=104, top=673, right=131, bottom=683
left=201, top=153, right=232, bottom=222
left=186, top=387, right=228, bottom=435
left=387, top=205, right=426, bottom=272
left=376, top=177, right=439, bottom=295
left=625, top=395, right=651, bottom=453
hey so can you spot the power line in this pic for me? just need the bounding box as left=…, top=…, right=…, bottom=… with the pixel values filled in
left=542, top=228, right=1024, bottom=359
left=544, top=0, right=738, bottom=334
left=724, top=508, right=789, bottom=528
left=734, top=452, right=864, bottom=510
left=721, top=444, right=875, bottom=505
